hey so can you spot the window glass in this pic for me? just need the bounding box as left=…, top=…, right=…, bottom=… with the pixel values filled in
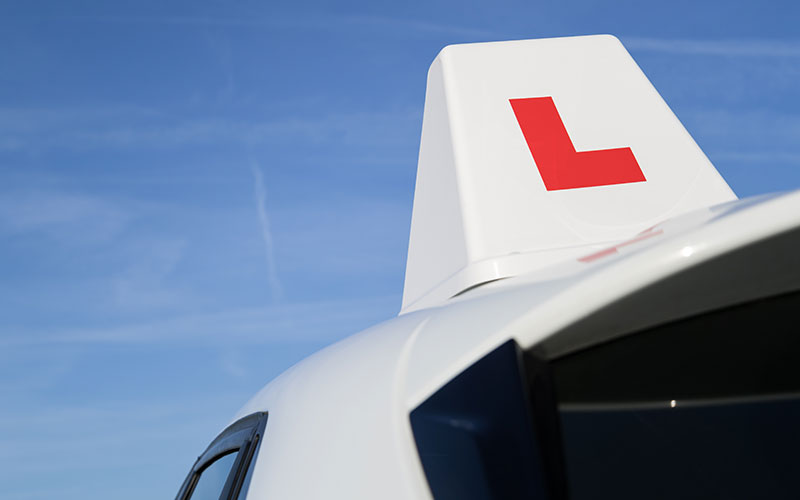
left=188, top=451, right=239, bottom=500
left=410, top=341, right=552, bottom=499
left=560, top=396, right=800, bottom=499
left=553, top=291, right=800, bottom=500
left=411, top=292, right=800, bottom=500
left=175, top=413, right=267, bottom=500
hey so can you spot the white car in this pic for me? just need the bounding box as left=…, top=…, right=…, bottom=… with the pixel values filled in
left=174, top=35, right=800, bottom=500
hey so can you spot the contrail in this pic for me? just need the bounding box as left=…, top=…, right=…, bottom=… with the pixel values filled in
left=250, top=161, right=283, bottom=301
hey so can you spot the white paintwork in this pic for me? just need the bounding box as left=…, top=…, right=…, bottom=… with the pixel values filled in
left=208, top=36, right=800, bottom=500
left=233, top=312, right=433, bottom=499
left=234, top=190, right=800, bottom=500
left=403, top=35, right=736, bottom=313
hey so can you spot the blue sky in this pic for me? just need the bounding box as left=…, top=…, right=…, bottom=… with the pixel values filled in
left=1, top=1, right=799, bottom=498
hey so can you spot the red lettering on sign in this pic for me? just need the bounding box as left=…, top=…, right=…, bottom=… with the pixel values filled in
left=509, top=97, right=646, bottom=190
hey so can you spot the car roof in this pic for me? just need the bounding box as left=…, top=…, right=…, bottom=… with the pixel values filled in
left=230, top=190, right=800, bottom=499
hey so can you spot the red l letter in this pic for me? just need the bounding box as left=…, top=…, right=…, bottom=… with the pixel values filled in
left=509, top=97, right=645, bottom=190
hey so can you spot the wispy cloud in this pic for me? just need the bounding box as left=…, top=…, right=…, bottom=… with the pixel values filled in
left=0, top=190, right=134, bottom=244
left=0, top=107, right=421, bottom=155
left=684, top=108, right=800, bottom=145
left=219, top=349, right=247, bottom=378
left=710, top=151, right=800, bottom=164
left=0, top=105, right=163, bottom=133
left=0, top=295, right=399, bottom=346
left=0, top=397, right=244, bottom=497
left=250, top=161, right=283, bottom=301
left=624, top=37, right=800, bottom=57
left=338, top=14, right=496, bottom=39
left=111, top=238, right=188, bottom=310
left=66, top=13, right=495, bottom=39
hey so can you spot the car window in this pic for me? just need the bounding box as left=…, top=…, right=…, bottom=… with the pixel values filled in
left=411, top=291, right=800, bottom=500
left=553, top=291, right=800, bottom=500
left=175, top=413, right=268, bottom=500
left=188, top=451, right=240, bottom=500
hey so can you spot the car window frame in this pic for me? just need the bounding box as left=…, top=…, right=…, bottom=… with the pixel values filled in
left=175, top=412, right=268, bottom=500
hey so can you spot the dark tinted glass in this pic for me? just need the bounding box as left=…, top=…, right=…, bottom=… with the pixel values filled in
left=554, top=291, right=800, bottom=500
left=188, top=451, right=239, bottom=500
left=561, top=396, right=800, bottom=499
left=412, top=292, right=800, bottom=499
left=410, top=342, right=555, bottom=500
